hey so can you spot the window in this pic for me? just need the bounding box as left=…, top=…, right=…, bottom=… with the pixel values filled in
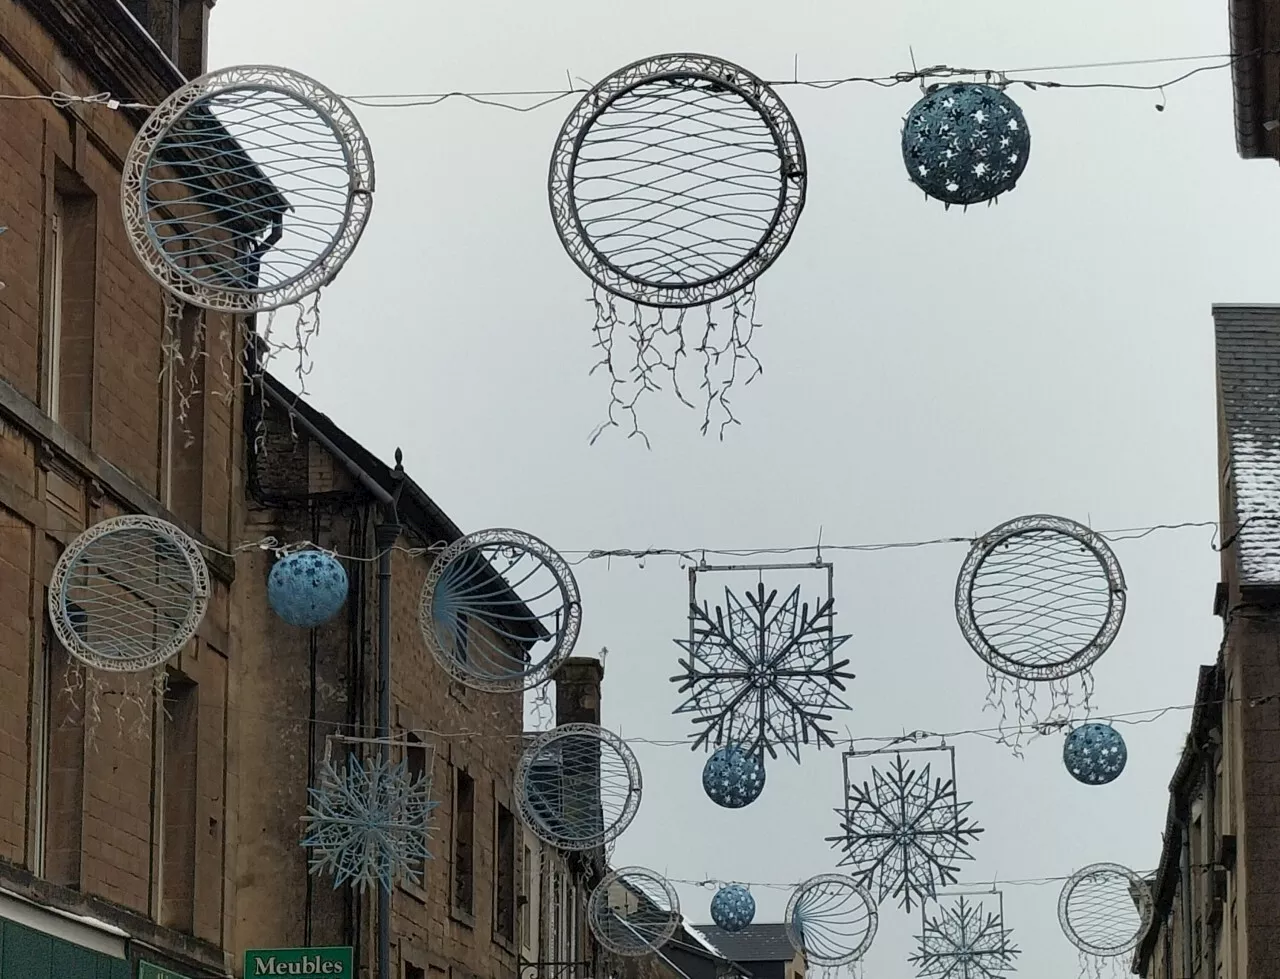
left=405, top=965, right=425, bottom=979
left=44, top=176, right=97, bottom=443
left=159, top=675, right=198, bottom=932
left=452, top=768, right=474, bottom=917
left=494, top=803, right=516, bottom=943
left=520, top=843, right=533, bottom=949
left=35, top=600, right=85, bottom=887
left=161, top=303, right=205, bottom=528
left=404, top=734, right=429, bottom=885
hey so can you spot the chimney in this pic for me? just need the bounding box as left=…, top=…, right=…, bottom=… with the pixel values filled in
left=555, top=657, right=604, bottom=727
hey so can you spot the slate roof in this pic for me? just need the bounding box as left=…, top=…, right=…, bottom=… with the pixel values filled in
left=693, top=923, right=795, bottom=962
left=1213, top=305, right=1280, bottom=586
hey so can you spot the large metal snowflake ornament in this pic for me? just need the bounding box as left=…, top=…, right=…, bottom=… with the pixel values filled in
left=301, top=751, right=437, bottom=892
left=828, top=747, right=984, bottom=911
left=910, top=894, right=1020, bottom=979
left=671, top=568, right=853, bottom=761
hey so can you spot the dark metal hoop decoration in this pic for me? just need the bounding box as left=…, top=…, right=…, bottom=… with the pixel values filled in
left=122, top=65, right=374, bottom=313
left=785, top=874, right=878, bottom=968
left=49, top=515, right=210, bottom=673
left=516, top=723, right=642, bottom=851
left=1058, top=863, right=1153, bottom=957
left=549, top=53, right=806, bottom=308
left=588, top=866, right=681, bottom=956
left=420, top=529, right=581, bottom=693
left=955, top=515, right=1126, bottom=682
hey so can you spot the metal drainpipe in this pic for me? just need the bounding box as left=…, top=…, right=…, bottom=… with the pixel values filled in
left=1179, top=812, right=1194, bottom=979
left=375, top=518, right=401, bottom=979
left=1204, top=749, right=1217, bottom=978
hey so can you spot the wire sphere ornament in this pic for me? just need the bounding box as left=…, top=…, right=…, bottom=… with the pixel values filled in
left=702, top=744, right=766, bottom=809
left=902, top=83, right=1030, bottom=209
left=1058, top=863, right=1153, bottom=958
left=588, top=866, right=681, bottom=956
left=420, top=529, right=581, bottom=693
left=301, top=745, right=438, bottom=893
left=1062, top=723, right=1128, bottom=786
left=122, top=64, right=374, bottom=314
left=910, top=894, right=1020, bottom=979
left=711, top=884, right=756, bottom=932
left=828, top=746, right=984, bottom=912
left=267, top=549, right=349, bottom=628
left=550, top=53, right=807, bottom=442
left=48, top=515, right=210, bottom=673
left=516, top=723, right=642, bottom=851
left=785, top=874, right=878, bottom=968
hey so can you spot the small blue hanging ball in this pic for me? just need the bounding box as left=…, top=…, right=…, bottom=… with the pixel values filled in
left=268, top=549, right=349, bottom=628
left=901, top=83, right=1030, bottom=208
left=711, top=884, right=756, bottom=933
left=1063, top=723, right=1127, bottom=785
left=702, top=745, right=766, bottom=809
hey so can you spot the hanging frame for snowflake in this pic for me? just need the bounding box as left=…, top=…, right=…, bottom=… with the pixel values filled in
left=955, top=515, right=1126, bottom=738
left=549, top=53, right=807, bottom=441
left=1058, top=863, right=1153, bottom=958
left=588, top=866, right=681, bottom=956
left=711, top=884, right=756, bottom=932
left=785, top=874, right=878, bottom=968
left=301, top=739, right=438, bottom=893
left=702, top=744, right=766, bottom=808
left=516, top=723, right=642, bottom=850
left=672, top=561, right=853, bottom=762
left=827, top=744, right=984, bottom=912
left=49, top=515, right=210, bottom=673
left=902, top=83, right=1030, bottom=209
left=910, top=891, right=1020, bottom=979
left=420, top=529, right=581, bottom=693
left=1062, top=723, right=1128, bottom=786
left=122, top=64, right=374, bottom=314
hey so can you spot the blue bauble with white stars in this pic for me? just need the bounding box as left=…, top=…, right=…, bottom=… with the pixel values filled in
left=268, top=550, right=349, bottom=628
left=711, top=884, right=756, bottom=932
left=1063, top=723, right=1127, bottom=785
left=702, top=745, right=765, bottom=809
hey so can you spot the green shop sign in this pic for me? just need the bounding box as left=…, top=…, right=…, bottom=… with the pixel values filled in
left=244, top=947, right=355, bottom=977
left=139, top=962, right=194, bottom=979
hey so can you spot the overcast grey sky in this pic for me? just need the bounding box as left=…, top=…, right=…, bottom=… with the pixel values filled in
left=211, top=1, right=1264, bottom=976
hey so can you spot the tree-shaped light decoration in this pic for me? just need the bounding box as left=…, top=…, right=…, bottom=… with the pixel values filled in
left=672, top=562, right=854, bottom=762
left=301, top=743, right=437, bottom=893
left=827, top=745, right=984, bottom=911
left=549, top=53, right=807, bottom=442
left=910, top=893, right=1020, bottom=979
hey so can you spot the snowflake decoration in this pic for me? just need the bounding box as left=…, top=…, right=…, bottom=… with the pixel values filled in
left=301, top=751, right=437, bottom=892
left=671, top=576, right=854, bottom=761
left=827, top=748, right=984, bottom=911
left=910, top=895, right=1020, bottom=979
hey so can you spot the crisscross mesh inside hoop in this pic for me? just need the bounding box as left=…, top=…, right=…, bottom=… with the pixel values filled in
left=516, top=723, right=642, bottom=850
left=1058, top=863, right=1152, bottom=957
left=551, top=53, right=805, bottom=308
left=420, top=529, right=581, bottom=692
left=49, top=515, right=209, bottom=672
left=956, top=515, right=1125, bottom=681
left=786, top=874, right=878, bottom=967
left=123, top=65, right=374, bottom=313
left=588, top=867, right=680, bottom=956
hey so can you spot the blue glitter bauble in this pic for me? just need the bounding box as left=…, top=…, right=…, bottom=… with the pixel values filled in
left=902, top=83, right=1030, bottom=208
left=1063, top=723, right=1127, bottom=785
left=702, top=745, right=766, bottom=809
left=711, top=884, right=756, bottom=932
left=268, top=550, right=349, bottom=628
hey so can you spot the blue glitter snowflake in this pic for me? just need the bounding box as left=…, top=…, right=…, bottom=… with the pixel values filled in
left=301, top=753, right=437, bottom=892
left=671, top=581, right=853, bottom=761
left=828, top=749, right=984, bottom=911
left=711, top=885, right=756, bottom=932
left=910, top=895, right=1020, bottom=979
left=702, top=745, right=766, bottom=809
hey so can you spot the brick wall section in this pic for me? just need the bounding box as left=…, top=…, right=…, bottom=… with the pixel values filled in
left=0, top=505, right=33, bottom=861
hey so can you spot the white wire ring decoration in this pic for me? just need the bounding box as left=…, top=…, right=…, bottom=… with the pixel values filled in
left=48, top=515, right=210, bottom=672
left=516, top=723, right=643, bottom=851
left=588, top=866, right=681, bottom=957
left=121, top=64, right=374, bottom=313
left=955, top=514, right=1127, bottom=681
left=419, top=528, right=581, bottom=693
left=1058, top=862, right=1154, bottom=958
left=785, top=873, right=879, bottom=968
